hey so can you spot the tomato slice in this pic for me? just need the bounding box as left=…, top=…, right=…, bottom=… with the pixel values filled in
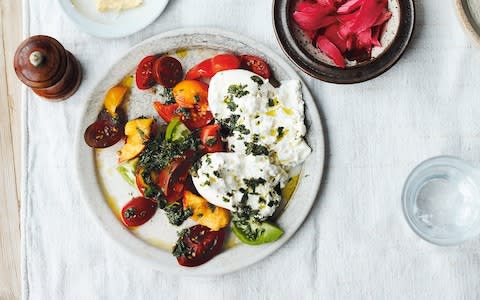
left=173, top=225, right=226, bottom=267
left=166, top=172, right=190, bottom=203
left=240, top=55, right=272, bottom=79
left=136, top=55, right=158, bottom=90
left=121, top=196, right=158, bottom=227
left=84, top=107, right=126, bottom=148
left=211, top=54, right=241, bottom=75
left=153, top=101, right=177, bottom=123
left=181, top=109, right=214, bottom=130
left=185, top=59, right=213, bottom=80
left=153, top=56, right=183, bottom=88
left=136, top=168, right=148, bottom=195
left=84, top=119, right=123, bottom=148
left=153, top=102, right=213, bottom=130
left=135, top=167, right=159, bottom=196
left=156, top=152, right=195, bottom=204
left=185, top=54, right=240, bottom=80
left=232, top=219, right=284, bottom=245
left=96, top=107, right=127, bottom=124
left=200, top=124, right=224, bottom=153
left=173, top=80, right=209, bottom=110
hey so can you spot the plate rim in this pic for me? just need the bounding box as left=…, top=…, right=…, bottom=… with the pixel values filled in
left=75, top=27, right=325, bottom=275
left=272, top=0, right=416, bottom=84
left=58, top=0, right=169, bottom=39
left=455, top=0, right=480, bottom=47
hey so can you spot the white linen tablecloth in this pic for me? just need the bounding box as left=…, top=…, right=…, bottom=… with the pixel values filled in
left=22, top=0, right=480, bottom=299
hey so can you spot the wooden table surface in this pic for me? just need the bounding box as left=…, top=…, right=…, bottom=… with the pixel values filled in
left=0, top=0, right=23, bottom=299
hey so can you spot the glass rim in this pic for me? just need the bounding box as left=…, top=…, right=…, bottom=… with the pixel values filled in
left=402, top=155, right=480, bottom=246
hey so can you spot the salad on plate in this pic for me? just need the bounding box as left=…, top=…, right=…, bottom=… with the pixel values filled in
left=84, top=51, right=311, bottom=267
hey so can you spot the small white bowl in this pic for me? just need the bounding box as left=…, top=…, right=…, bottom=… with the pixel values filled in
left=58, top=0, right=169, bottom=39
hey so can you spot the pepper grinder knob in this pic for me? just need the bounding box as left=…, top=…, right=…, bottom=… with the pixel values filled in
left=29, top=51, right=45, bottom=67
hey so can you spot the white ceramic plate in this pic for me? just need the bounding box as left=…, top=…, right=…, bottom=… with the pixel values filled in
left=456, top=0, right=480, bottom=46
left=75, top=28, right=325, bottom=275
left=58, top=0, right=169, bottom=38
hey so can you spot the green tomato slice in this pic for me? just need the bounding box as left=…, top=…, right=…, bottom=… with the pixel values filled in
left=116, top=158, right=138, bottom=187
left=165, top=117, right=190, bottom=141
left=232, top=220, right=284, bottom=245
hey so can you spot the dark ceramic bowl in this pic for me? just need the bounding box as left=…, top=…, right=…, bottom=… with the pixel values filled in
left=273, top=0, right=415, bottom=84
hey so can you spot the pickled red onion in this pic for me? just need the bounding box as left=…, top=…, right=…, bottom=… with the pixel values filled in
left=292, top=0, right=392, bottom=68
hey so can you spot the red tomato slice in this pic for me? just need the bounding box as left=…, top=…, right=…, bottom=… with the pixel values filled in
left=153, top=56, right=183, bottom=88
left=182, top=109, right=214, bottom=130
left=165, top=171, right=190, bottom=203
left=185, top=59, right=213, bottom=80
left=211, top=54, right=241, bottom=74
left=185, top=54, right=240, bottom=80
left=121, top=197, right=158, bottom=227
left=136, top=55, right=158, bottom=90
left=200, top=124, right=225, bottom=153
left=153, top=101, right=178, bottom=123
left=174, top=225, right=226, bottom=267
left=153, top=102, right=213, bottom=130
left=240, top=55, right=272, bottom=79
left=156, top=152, right=195, bottom=204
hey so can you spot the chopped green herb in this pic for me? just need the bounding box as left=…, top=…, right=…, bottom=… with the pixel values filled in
left=193, top=94, right=200, bottom=103
left=277, top=127, right=285, bottom=139
left=231, top=206, right=263, bottom=240
left=164, top=202, right=193, bottom=226
left=213, top=170, right=221, bottom=177
left=205, top=137, right=217, bottom=147
left=190, top=159, right=202, bottom=177
left=218, top=115, right=252, bottom=137
left=207, top=202, right=216, bottom=212
left=224, top=95, right=238, bottom=112
left=123, top=207, right=136, bottom=219
left=236, top=124, right=250, bottom=135
left=274, top=183, right=282, bottom=195
left=223, top=197, right=230, bottom=203
left=251, top=75, right=264, bottom=85
left=175, top=107, right=191, bottom=119
left=162, top=88, right=176, bottom=104
left=205, top=156, right=212, bottom=165
left=144, top=185, right=167, bottom=209
left=268, top=98, right=279, bottom=107
left=172, top=229, right=192, bottom=257
left=228, top=84, right=249, bottom=98
left=138, top=134, right=199, bottom=175
left=243, top=177, right=267, bottom=193
left=241, top=193, right=249, bottom=203
left=111, top=114, right=122, bottom=126
left=244, top=142, right=269, bottom=156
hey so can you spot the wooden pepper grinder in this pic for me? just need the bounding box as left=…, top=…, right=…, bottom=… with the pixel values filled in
left=14, top=35, right=82, bottom=101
